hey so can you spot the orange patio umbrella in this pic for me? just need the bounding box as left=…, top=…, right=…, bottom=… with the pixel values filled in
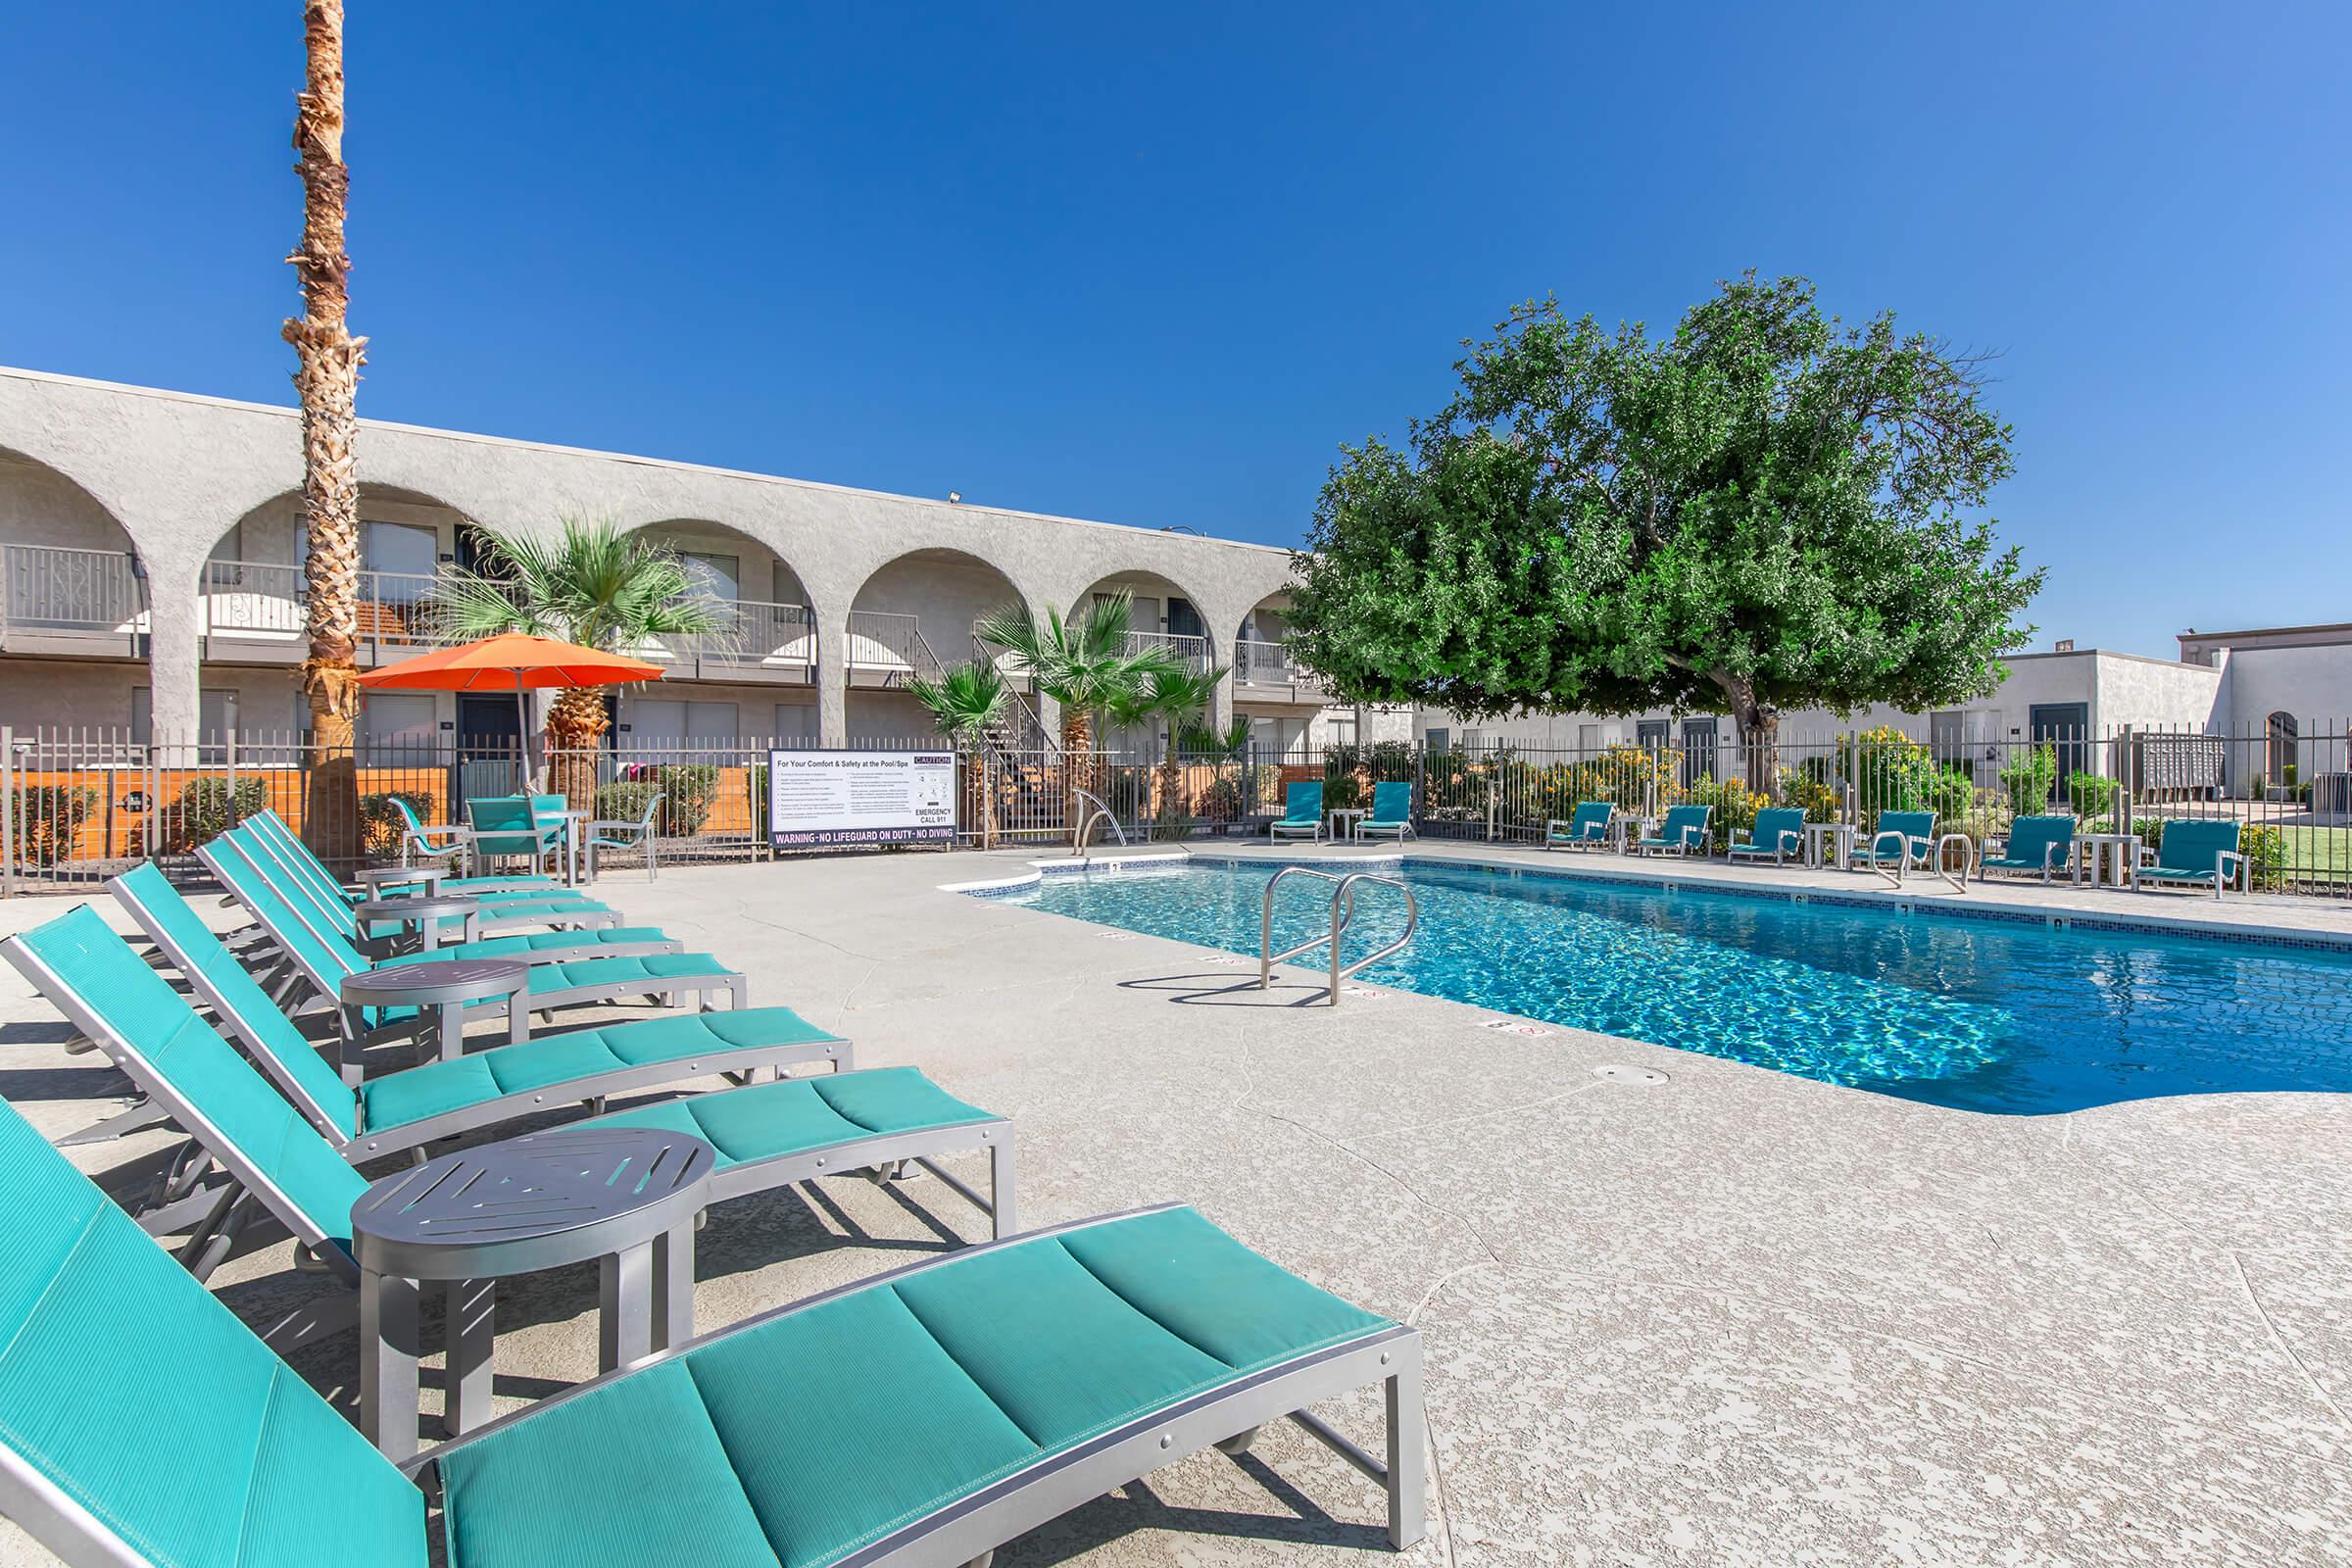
left=356, top=633, right=665, bottom=783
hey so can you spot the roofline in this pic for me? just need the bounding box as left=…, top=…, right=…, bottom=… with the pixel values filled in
left=0, top=363, right=1298, bottom=559
left=2006, top=648, right=2212, bottom=671
left=2178, top=621, right=2352, bottom=643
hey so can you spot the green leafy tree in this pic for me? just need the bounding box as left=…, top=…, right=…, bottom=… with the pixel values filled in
left=974, top=591, right=1180, bottom=834
left=1286, top=273, right=2043, bottom=786
left=434, top=516, right=727, bottom=806
left=908, top=659, right=1011, bottom=846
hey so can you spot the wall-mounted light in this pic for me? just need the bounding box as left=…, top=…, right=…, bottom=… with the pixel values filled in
left=947, top=491, right=961, bottom=504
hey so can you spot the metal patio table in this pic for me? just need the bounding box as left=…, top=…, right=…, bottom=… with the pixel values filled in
left=2074, top=831, right=2142, bottom=888
left=1802, top=820, right=1858, bottom=870
left=337, top=956, right=529, bottom=1075
left=353, top=1125, right=716, bottom=1458
left=351, top=894, right=479, bottom=954
left=1326, top=808, right=1366, bottom=842
left=356, top=865, right=447, bottom=898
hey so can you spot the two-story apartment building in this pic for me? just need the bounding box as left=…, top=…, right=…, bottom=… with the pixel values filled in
left=0, top=367, right=1403, bottom=761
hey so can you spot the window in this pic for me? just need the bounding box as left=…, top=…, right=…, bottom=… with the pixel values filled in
left=1324, top=711, right=1357, bottom=750
left=772, top=705, right=815, bottom=745
left=680, top=552, right=741, bottom=603
left=364, top=520, right=438, bottom=603
left=1930, top=710, right=1968, bottom=769
left=132, top=687, right=240, bottom=748
left=1577, top=723, right=1600, bottom=753
left=627, top=699, right=739, bottom=761
left=1423, top=727, right=1450, bottom=753
left=359, top=692, right=438, bottom=763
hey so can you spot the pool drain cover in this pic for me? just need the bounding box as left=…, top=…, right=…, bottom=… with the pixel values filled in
left=1592, top=1064, right=1670, bottom=1086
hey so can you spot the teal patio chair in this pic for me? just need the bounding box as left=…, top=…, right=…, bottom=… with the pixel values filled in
left=221, top=823, right=622, bottom=955
left=196, top=837, right=751, bottom=1067
left=1980, top=814, right=2078, bottom=885
left=466, top=794, right=567, bottom=877
left=585, top=791, right=664, bottom=881
left=1270, top=779, right=1325, bottom=842
left=1544, top=801, right=1615, bottom=851
left=1854, top=809, right=1937, bottom=877
left=1634, top=804, right=1713, bottom=858
left=238, top=814, right=612, bottom=940
left=2133, top=818, right=2244, bottom=898
left=366, top=801, right=562, bottom=895
left=1357, top=780, right=1416, bottom=842
left=1726, top=807, right=1807, bottom=866
left=0, top=1079, right=1422, bottom=1565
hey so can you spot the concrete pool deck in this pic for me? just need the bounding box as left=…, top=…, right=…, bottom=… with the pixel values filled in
left=0, top=846, right=2347, bottom=1566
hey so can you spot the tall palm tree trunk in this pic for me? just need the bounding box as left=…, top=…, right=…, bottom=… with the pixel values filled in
left=546, top=686, right=610, bottom=812
left=285, top=0, right=368, bottom=866
left=1062, top=709, right=1095, bottom=840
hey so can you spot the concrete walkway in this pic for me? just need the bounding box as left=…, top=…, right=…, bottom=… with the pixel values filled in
left=0, top=847, right=2346, bottom=1566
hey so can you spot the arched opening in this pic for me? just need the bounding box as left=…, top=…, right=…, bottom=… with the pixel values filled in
left=198, top=483, right=482, bottom=751
left=1229, top=592, right=1333, bottom=761
left=609, top=519, right=819, bottom=749
left=847, top=548, right=1026, bottom=741
left=0, top=446, right=150, bottom=736
left=1073, top=570, right=1215, bottom=672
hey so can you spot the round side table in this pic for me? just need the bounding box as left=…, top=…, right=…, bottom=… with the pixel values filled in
left=352, top=894, right=480, bottom=953
left=357, top=865, right=448, bottom=898
left=352, top=1124, right=716, bottom=1457
left=338, top=957, right=530, bottom=1079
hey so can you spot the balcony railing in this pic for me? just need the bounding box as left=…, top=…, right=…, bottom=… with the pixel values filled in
left=847, top=610, right=945, bottom=688
left=2, top=544, right=146, bottom=651
left=198, top=561, right=443, bottom=658
left=1126, top=629, right=1211, bottom=671
left=638, top=599, right=816, bottom=683
left=1233, top=637, right=1328, bottom=700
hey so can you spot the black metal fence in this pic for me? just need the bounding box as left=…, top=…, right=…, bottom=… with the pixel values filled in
left=5, top=721, right=2346, bottom=897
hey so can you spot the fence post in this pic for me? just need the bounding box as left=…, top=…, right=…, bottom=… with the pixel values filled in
left=225, top=730, right=240, bottom=830
left=1, top=725, right=13, bottom=899
left=2117, top=724, right=2133, bottom=845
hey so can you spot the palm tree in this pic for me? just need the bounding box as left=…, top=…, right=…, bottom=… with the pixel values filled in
left=434, top=518, right=727, bottom=807
left=974, top=592, right=1181, bottom=836
left=1110, top=662, right=1227, bottom=834
left=286, top=0, right=368, bottom=863
left=907, top=660, right=1010, bottom=847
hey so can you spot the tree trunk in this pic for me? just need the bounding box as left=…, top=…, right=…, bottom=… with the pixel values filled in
left=1707, top=669, right=1780, bottom=794
left=545, top=686, right=609, bottom=812
left=1062, top=708, right=1094, bottom=841
left=286, top=0, right=368, bottom=868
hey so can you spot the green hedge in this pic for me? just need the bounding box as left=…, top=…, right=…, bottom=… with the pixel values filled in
left=172, top=777, right=270, bottom=851
left=359, top=790, right=438, bottom=858
left=5, top=786, right=98, bottom=867
left=595, top=764, right=720, bottom=836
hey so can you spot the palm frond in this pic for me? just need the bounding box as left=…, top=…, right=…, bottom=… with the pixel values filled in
left=906, top=659, right=1010, bottom=742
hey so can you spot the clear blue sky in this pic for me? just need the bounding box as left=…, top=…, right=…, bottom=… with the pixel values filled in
left=4, top=3, right=2345, bottom=657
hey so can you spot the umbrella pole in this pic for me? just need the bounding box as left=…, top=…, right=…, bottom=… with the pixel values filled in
left=515, top=682, right=533, bottom=793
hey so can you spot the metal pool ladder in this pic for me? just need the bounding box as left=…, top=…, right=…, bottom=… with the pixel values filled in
left=1257, top=866, right=1420, bottom=1005
left=1071, top=789, right=1128, bottom=857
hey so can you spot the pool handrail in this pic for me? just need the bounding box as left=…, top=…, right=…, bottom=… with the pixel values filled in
left=1257, top=864, right=1419, bottom=1005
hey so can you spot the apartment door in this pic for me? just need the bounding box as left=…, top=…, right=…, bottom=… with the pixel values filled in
left=2030, top=703, right=2090, bottom=799
left=1680, top=717, right=1717, bottom=786
left=458, top=694, right=526, bottom=800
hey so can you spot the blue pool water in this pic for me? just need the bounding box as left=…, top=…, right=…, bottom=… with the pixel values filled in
left=986, top=860, right=2352, bottom=1114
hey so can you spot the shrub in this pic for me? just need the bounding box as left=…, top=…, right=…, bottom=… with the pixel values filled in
left=649, top=764, right=720, bottom=834
left=2067, top=770, right=2117, bottom=818
left=169, top=776, right=270, bottom=850
left=594, top=780, right=665, bottom=832
left=1684, top=774, right=1763, bottom=840
left=1777, top=767, right=1841, bottom=823
left=6, top=785, right=98, bottom=867
left=1842, top=726, right=1940, bottom=828
left=2237, top=822, right=2287, bottom=890
left=1322, top=772, right=1363, bottom=812
left=1998, top=745, right=2060, bottom=815
left=1195, top=770, right=1247, bottom=824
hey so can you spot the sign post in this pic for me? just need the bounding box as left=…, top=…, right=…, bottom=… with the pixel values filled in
left=767, top=750, right=956, bottom=850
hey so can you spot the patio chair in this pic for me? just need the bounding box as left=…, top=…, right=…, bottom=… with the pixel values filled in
left=234, top=817, right=617, bottom=947
left=1, top=906, right=1013, bottom=1384
left=1544, top=801, right=1615, bottom=851
left=1725, top=807, right=1807, bottom=866
left=259, top=805, right=559, bottom=899
left=1980, top=814, right=2078, bottom=885
left=218, top=824, right=631, bottom=956
left=1270, top=779, right=1325, bottom=842
left=1356, top=780, right=1416, bottom=843
left=2133, top=818, right=2244, bottom=898
left=0, top=1084, right=1422, bottom=1568
left=1633, top=804, right=1713, bottom=858
left=585, top=791, right=664, bottom=881
left=1853, top=809, right=1937, bottom=877
left=466, top=793, right=568, bottom=878
left=196, top=838, right=754, bottom=1065
left=110, top=861, right=841, bottom=1160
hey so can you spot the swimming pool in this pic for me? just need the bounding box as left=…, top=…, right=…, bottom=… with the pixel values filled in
left=980, top=858, right=2352, bottom=1114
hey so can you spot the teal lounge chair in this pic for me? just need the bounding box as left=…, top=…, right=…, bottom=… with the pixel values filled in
left=0, top=1084, right=1422, bottom=1566
left=2133, top=818, right=2244, bottom=898
left=1854, top=809, right=1936, bottom=879
left=467, top=793, right=569, bottom=877
left=113, top=861, right=849, bottom=1160
left=195, top=838, right=752, bottom=1067
left=1, top=908, right=1014, bottom=1444
left=1634, top=804, right=1712, bottom=858
left=584, top=790, right=663, bottom=881
left=1357, top=780, right=1416, bottom=842
left=228, top=820, right=620, bottom=949
left=1980, top=814, right=2078, bottom=884
left=1726, top=807, right=1807, bottom=866
left=252, top=805, right=560, bottom=903
left=377, top=798, right=559, bottom=893
left=215, top=826, right=652, bottom=966
left=1271, top=779, right=1325, bottom=842
left=1544, top=801, right=1615, bottom=851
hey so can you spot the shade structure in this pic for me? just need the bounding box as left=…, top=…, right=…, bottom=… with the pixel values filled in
left=357, top=634, right=665, bottom=787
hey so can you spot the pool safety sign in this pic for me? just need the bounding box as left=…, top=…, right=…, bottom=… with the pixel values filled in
left=767, top=750, right=956, bottom=849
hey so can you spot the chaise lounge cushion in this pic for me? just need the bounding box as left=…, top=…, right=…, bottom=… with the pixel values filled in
left=508, top=1067, right=990, bottom=1170
left=436, top=1205, right=1390, bottom=1568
